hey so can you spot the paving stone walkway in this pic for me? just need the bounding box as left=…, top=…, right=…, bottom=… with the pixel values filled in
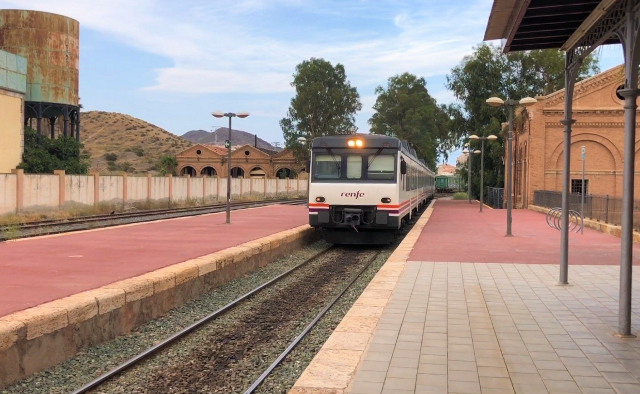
left=348, top=262, right=640, bottom=394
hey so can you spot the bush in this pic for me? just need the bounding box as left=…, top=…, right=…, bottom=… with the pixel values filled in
left=104, top=152, right=118, bottom=162
left=452, top=192, right=468, bottom=200
left=17, top=128, right=90, bottom=174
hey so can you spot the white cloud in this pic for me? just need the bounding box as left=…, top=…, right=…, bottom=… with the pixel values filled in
left=0, top=0, right=490, bottom=95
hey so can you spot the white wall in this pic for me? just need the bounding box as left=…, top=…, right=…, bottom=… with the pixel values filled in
left=1, top=173, right=307, bottom=216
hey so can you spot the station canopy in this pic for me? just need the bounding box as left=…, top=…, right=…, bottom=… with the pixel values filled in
left=484, top=0, right=620, bottom=53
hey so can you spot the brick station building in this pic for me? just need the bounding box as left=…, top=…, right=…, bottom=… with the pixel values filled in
left=175, top=144, right=305, bottom=179
left=508, top=64, right=640, bottom=208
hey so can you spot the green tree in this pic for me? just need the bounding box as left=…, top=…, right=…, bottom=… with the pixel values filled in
left=368, top=73, right=461, bottom=169
left=17, top=128, right=89, bottom=174
left=280, top=58, right=362, bottom=160
left=446, top=43, right=599, bottom=200
left=158, top=155, right=177, bottom=176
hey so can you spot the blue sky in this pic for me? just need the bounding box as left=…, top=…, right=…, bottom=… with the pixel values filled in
left=3, top=0, right=625, bottom=164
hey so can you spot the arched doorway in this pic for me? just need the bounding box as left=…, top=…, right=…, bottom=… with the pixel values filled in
left=180, top=166, right=196, bottom=177
left=231, top=167, right=245, bottom=178
left=201, top=166, right=217, bottom=177
left=276, top=168, right=294, bottom=179
left=249, top=167, right=266, bottom=178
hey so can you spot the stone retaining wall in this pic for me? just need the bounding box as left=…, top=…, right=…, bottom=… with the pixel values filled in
left=0, top=225, right=318, bottom=388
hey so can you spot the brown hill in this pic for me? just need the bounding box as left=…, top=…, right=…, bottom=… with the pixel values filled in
left=80, top=111, right=193, bottom=174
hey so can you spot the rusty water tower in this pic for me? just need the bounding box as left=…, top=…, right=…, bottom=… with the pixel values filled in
left=0, top=10, right=81, bottom=141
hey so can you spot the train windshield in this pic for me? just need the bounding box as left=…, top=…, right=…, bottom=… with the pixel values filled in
left=312, top=151, right=397, bottom=182
left=367, top=155, right=394, bottom=180
left=313, top=155, right=341, bottom=179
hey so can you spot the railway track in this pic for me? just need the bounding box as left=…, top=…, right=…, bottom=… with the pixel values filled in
left=70, top=246, right=382, bottom=394
left=0, top=198, right=306, bottom=241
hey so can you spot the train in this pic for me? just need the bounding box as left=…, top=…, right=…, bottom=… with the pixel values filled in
left=307, top=134, right=435, bottom=244
left=435, top=174, right=462, bottom=193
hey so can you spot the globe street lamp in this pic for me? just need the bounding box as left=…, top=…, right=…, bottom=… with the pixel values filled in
left=469, top=134, right=498, bottom=212
left=211, top=111, right=250, bottom=224
left=486, top=96, right=536, bottom=236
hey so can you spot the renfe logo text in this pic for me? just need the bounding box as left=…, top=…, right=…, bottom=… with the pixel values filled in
left=341, top=191, right=365, bottom=199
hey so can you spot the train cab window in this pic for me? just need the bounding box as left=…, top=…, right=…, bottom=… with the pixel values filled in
left=313, top=155, right=340, bottom=179
left=346, top=155, right=362, bottom=179
left=367, top=155, right=395, bottom=180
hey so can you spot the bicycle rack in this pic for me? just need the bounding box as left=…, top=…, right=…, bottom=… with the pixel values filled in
left=545, top=207, right=582, bottom=233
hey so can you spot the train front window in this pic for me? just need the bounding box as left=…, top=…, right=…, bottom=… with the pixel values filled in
left=347, top=155, right=362, bottom=179
left=367, top=155, right=395, bottom=180
left=314, top=155, right=340, bottom=179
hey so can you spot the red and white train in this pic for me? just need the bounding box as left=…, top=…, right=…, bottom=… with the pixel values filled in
left=307, top=134, right=435, bottom=244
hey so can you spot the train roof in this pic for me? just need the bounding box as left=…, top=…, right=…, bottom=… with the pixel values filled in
left=310, top=134, right=432, bottom=172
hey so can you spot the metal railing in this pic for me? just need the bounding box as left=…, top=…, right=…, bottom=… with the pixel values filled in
left=533, top=190, right=640, bottom=231
left=486, top=187, right=504, bottom=209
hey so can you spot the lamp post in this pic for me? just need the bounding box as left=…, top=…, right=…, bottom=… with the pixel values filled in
left=469, top=135, right=497, bottom=212
left=297, top=136, right=311, bottom=202
left=211, top=111, right=250, bottom=224
left=486, top=96, right=537, bottom=236
left=462, top=144, right=476, bottom=204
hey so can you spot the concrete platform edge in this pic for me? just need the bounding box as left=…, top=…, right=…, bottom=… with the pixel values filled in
left=529, top=204, right=640, bottom=243
left=0, top=224, right=319, bottom=389
left=288, top=200, right=437, bottom=394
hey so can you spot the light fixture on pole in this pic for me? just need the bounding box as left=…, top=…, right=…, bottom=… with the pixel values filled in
left=211, top=111, right=250, bottom=224
left=469, top=134, right=497, bottom=212
left=486, top=96, right=537, bottom=236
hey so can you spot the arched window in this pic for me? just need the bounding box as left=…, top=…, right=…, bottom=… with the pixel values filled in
left=201, top=167, right=217, bottom=177
left=249, top=167, right=265, bottom=178
left=180, top=166, right=196, bottom=177
left=231, top=167, right=245, bottom=178
left=276, top=168, right=294, bottom=179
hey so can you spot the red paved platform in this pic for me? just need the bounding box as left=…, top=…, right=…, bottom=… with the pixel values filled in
left=0, top=204, right=307, bottom=317
left=410, top=199, right=640, bottom=265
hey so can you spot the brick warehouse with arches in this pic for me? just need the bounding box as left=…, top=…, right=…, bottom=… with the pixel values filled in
left=507, top=64, right=640, bottom=209
left=175, top=144, right=306, bottom=179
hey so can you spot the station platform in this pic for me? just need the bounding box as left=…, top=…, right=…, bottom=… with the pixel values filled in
left=0, top=203, right=308, bottom=317
left=291, top=200, right=640, bottom=394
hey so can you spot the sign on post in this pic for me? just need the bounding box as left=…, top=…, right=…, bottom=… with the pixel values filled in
left=225, top=140, right=230, bottom=149
left=581, top=146, right=585, bottom=160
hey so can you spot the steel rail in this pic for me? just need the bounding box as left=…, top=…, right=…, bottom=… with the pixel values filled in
left=1, top=199, right=306, bottom=241
left=2, top=198, right=305, bottom=230
left=244, top=250, right=382, bottom=394
left=69, top=246, right=334, bottom=394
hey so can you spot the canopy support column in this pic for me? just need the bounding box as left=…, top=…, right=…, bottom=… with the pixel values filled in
left=559, top=54, right=580, bottom=285
left=613, top=1, right=640, bottom=338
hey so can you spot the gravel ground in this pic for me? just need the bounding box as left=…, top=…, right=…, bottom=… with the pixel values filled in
left=92, top=247, right=378, bottom=393
left=3, top=206, right=425, bottom=394
left=1, top=200, right=303, bottom=241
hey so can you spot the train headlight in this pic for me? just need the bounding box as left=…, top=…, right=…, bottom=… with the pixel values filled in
left=381, top=197, right=391, bottom=203
left=315, top=196, right=325, bottom=202
left=347, top=140, right=355, bottom=147
left=355, top=139, right=363, bottom=147
left=347, top=139, right=363, bottom=148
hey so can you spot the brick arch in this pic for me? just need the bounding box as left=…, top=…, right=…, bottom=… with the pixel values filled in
left=178, top=165, right=197, bottom=176
left=248, top=166, right=267, bottom=178
left=550, top=133, right=622, bottom=169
